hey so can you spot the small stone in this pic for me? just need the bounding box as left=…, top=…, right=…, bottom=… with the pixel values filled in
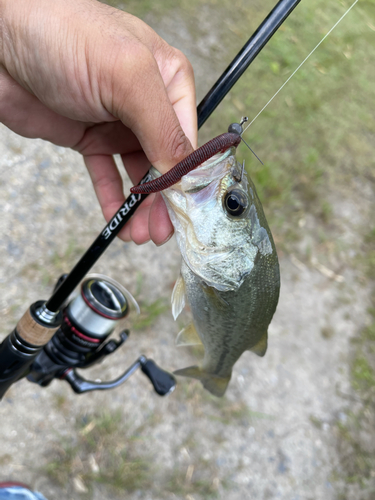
left=89, top=454, right=100, bottom=474
left=73, top=476, right=88, bottom=493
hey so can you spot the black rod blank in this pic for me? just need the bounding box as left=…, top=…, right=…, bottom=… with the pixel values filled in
left=197, top=0, right=302, bottom=129
left=45, top=181, right=151, bottom=312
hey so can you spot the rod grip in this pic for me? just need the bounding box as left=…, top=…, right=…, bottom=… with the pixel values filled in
left=0, top=304, right=62, bottom=399
left=16, top=307, right=60, bottom=346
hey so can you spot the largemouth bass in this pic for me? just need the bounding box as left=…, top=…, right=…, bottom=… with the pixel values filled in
left=153, top=147, right=280, bottom=397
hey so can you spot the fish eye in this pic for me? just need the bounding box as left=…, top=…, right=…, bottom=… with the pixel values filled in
left=224, top=189, right=248, bottom=217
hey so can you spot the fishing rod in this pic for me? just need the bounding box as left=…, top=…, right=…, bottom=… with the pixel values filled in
left=0, top=0, right=301, bottom=400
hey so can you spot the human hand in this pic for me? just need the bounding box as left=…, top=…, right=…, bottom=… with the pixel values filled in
left=0, top=0, right=197, bottom=245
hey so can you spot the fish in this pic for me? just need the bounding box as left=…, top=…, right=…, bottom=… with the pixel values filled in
left=152, top=146, right=280, bottom=397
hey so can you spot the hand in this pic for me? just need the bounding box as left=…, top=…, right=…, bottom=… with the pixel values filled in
left=0, top=0, right=197, bottom=245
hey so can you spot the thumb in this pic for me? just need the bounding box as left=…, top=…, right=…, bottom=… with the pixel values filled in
left=101, top=42, right=197, bottom=174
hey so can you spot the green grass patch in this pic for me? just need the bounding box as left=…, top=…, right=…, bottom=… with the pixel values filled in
left=132, top=298, right=169, bottom=330
left=100, top=0, right=234, bottom=20
left=364, top=227, right=375, bottom=280
left=18, top=238, right=86, bottom=288
left=352, top=356, right=375, bottom=392
left=335, top=285, right=375, bottom=494
left=334, top=413, right=375, bottom=494
left=362, top=322, right=375, bottom=342
left=175, top=377, right=272, bottom=424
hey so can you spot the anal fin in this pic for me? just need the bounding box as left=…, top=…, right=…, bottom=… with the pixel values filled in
left=248, top=332, right=268, bottom=357
left=176, top=322, right=202, bottom=346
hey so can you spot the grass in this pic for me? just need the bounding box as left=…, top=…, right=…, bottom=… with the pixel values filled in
left=17, top=237, right=85, bottom=288
left=205, top=395, right=273, bottom=424
left=44, top=409, right=234, bottom=498
left=364, top=227, right=375, bottom=280
left=334, top=413, right=375, bottom=493
left=131, top=298, right=169, bottom=330
left=352, top=356, right=375, bottom=392
left=165, top=464, right=222, bottom=499
left=162, top=430, right=233, bottom=499
left=333, top=227, right=375, bottom=497
left=45, top=411, right=155, bottom=495
left=173, top=376, right=272, bottom=425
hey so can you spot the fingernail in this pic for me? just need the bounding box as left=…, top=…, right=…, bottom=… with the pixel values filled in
left=156, top=231, right=174, bottom=247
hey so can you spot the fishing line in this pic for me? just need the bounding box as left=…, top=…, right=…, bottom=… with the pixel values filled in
left=242, top=0, right=359, bottom=135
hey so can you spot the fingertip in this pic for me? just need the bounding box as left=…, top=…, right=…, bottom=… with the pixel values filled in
left=130, top=196, right=154, bottom=245
left=118, top=223, right=132, bottom=242
left=149, top=193, right=174, bottom=246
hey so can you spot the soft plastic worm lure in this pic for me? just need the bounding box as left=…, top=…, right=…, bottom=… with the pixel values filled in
left=130, top=131, right=241, bottom=194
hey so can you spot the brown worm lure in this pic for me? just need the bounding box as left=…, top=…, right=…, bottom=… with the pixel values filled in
left=130, top=131, right=241, bottom=194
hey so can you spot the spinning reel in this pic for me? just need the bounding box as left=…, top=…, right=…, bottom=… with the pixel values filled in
left=0, top=274, right=176, bottom=399
left=27, top=274, right=176, bottom=396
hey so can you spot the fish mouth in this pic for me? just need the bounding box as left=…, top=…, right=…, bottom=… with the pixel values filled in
left=181, top=148, right=235, bottom=194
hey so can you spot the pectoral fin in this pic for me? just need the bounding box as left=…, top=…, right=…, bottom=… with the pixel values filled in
left=176, top=322, right=202, bottom=346
left=171, top=273, right=186, bottom=320
left=174, top=365, right=231, bottom=397
left=248, top=332, right=268, bottom=357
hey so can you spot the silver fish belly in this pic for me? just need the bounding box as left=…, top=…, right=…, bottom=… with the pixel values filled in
left=155, top=148, right=280, bottom=397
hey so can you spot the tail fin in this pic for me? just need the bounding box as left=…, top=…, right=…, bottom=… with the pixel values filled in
left=174, top=365, right=231, bottom=397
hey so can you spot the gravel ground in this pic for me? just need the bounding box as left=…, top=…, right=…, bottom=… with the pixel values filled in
left=1, top=2, right=374, bottom=500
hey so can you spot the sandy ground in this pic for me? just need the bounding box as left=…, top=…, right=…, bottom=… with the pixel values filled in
left=1, top=3, right=374, bottom=500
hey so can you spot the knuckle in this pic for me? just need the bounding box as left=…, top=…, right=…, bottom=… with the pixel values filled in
left=125, top=40, right=156, bottom=73
left=165, top=47, right=195, bottom=84
left=173, top=48, right=194, bottom=78
left=162, top=121, right=191, bottom=165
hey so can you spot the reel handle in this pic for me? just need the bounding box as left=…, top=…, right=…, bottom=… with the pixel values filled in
left=63, top=355, right=176, bottom=396
left=140, top=358, right=176, bottom=396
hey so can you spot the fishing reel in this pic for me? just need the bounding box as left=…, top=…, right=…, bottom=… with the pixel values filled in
left=26, top=274, right=176, bottom=397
